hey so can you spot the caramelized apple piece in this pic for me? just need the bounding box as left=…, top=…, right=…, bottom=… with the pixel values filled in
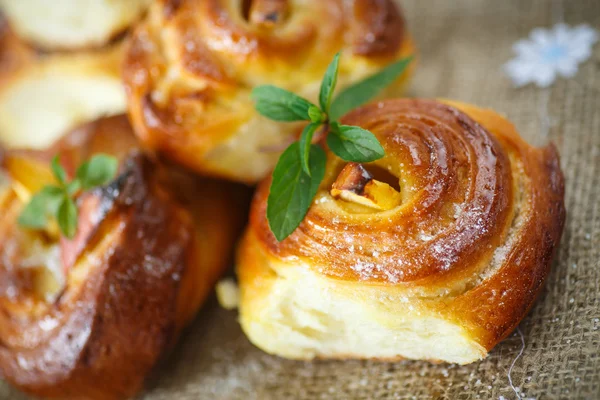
left=331, top=163, right=401, bottom=211
left=3, top=155, right=56, bottom=196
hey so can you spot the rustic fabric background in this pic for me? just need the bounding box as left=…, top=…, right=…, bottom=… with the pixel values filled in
left=2, top=0, right=599, bottom=398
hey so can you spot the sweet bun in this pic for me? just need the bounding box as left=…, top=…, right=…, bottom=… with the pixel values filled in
left=124, top=0, right=416, bottom=183
left=0, top=0, right=151, bottom=50
left=0, top=116, right=246, bottom=399
left=0, top=27, right=127, bottom=151
left=237, top=99, right=565, bottom=364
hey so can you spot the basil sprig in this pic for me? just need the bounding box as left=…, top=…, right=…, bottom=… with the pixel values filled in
left=252, top=53, right=413, bottom=241
left=18, top=154, right=118, bottom=238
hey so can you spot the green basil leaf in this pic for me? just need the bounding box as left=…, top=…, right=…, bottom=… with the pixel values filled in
left=319, top=52, right=340, bottom=113
left=18, top=186, right=64, bottom=228
left=329, top=56, right=413, bottom=120
left=267, top=142, right=326, bottom=241
left=308, top=105, right=325, bottom=124
left=76, top=154, right=118, bottom=190
left=51, top=155, right=67, bottom=186
left=252, top=85, right=315, bottom=121
left=57, top=196, right=78, bottom=239
left=327, top=123, right=384, bottom=162
left=18, top=197, right=48, bottom=228
left=66, top=179, right=81, bottom=195
left=298, top=122, right=321, bottom=176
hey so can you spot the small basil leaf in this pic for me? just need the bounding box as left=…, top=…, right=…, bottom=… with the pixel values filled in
left=18, top=186, right=64, bottom=228
left=327, top=123, right=384, bottom=162
left=308, top=105, right=325, bottom=124
left=51, top=155, right=67, bottom=186
left=76, top=154, right=118, bottom=190
left=267, top=142, right=326, bottom=241
left=319, top=52, right=341, bottom=113
left=298, top=122, right=321, bottom=176
left=252, top=85, right=315, bottom=121
left=66, top=179, right=81, bottom=195
left=330, top=56, right=413, bottom=120
left=57, top=197, right=78, bottom=239
left=18, top=197, right=48, bottom=228
left=41, top=186, right=66, bottom=213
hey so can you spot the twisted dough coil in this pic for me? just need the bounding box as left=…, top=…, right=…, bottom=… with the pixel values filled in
left=123, top=0, right=415, bottom=183
left=0, top=116, right=246, bottom=399
left=237, top=99, right=565, bottom=364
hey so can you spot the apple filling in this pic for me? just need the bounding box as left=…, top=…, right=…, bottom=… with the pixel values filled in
left=331, top=162, right=402, bottom=211
left=0, top=157, right=66, bottom=303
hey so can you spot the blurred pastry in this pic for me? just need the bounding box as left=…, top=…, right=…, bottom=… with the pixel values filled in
left=0, top=116, right=246, bottom=399
left=0, top=0, right=151, bottom=50
left=237, top=99, right=565, bottom=364
left=0, top=26, right=126, bottom=150
left=123, top=0, right=416, bottom=183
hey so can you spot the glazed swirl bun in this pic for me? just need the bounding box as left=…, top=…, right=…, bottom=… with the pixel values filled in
left=237, top=99, right=565, bottom=364
left=0, top=116, right=246, bottom=399
left=123, top=0, right=415, bottom=183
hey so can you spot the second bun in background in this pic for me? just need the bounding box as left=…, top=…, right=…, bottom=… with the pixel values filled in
left=124, top=0, right=416, bottom=184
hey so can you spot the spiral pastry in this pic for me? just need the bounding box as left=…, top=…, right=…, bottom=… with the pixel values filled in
left=237, top=99, right=565, bottom=364
left=123, top=0, right=415, bottom=183
left=0, top=116, right=246, bottom=399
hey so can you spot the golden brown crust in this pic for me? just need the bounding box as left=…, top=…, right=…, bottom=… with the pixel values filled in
left=0, top=116, right=247, bottom=399
left=123, top=0, right=415, bottom=183
left=242, top=99, right=565, bottom=354
left=0, top=19, right=34, bottom=84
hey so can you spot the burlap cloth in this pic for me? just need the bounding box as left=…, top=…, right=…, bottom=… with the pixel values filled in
left=1, top=0, right=599, bottom=398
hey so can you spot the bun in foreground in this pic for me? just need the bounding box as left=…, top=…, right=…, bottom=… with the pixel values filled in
left=237, top=99, right=565, bottom=364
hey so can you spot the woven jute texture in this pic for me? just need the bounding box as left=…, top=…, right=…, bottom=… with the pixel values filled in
left=2, top=0, right=599, bottom=398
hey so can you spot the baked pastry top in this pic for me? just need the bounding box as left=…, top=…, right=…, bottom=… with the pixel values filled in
left=124, top=0, right=415, bottom=183
left=237, top=99, right=565, bottom=364
left=0, top=116, right=246, bottom=399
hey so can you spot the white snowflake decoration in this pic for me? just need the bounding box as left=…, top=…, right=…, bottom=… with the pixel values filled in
left=504, top=23, right=598, bottom=88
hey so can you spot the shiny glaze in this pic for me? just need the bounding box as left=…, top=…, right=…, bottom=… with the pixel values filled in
left=0, top=154, right=191, bottom=399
